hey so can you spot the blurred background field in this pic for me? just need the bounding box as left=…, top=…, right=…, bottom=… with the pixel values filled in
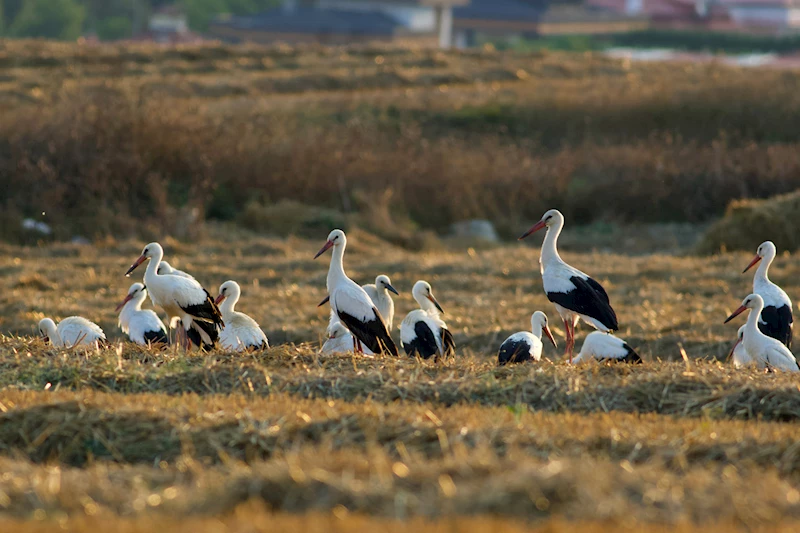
left=1, top=39, right=800, bottom=251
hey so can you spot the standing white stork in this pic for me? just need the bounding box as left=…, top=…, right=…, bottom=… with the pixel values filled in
left=400, top=280, right=456, bottom=361
left=116, top=283, right=169, bottom=345
left=314, top=229, right=398, bottom=355
left=519, top=209, right=619, bottom=363
left=38, top=316, right=105, bottom=349
left=743, top=241, right=793, bottom=347
left=725, top=293, right=799, bottom=372
left=125, top=242, right=223, bottom=350
left=157, top=260, right=195, bottom=280
left=728, top=326, right=754, bottom=369
left=215, top=280, right=269, bottom=351
left=321, top=322, right=375, bottom=355
left=497, top=311, right=556, bottom=365
left=571, top=331, right=641, bottom=364
left=363, top=275, right=399, bottom=330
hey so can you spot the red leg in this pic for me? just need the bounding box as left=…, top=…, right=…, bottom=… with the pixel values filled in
left=567, top=319, right=575, bottom=364
left=356, top=338, right=363, bottom=354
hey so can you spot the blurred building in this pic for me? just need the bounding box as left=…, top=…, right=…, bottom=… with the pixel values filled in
left=130, top=4, right=204, bottom=44
left=209, top=0, right=645, bottom=48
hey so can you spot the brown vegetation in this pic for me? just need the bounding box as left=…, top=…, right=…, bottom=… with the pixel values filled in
left=2, top=41, right=800, bottom=243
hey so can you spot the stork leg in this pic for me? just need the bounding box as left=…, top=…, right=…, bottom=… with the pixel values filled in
left=563, top=317, right=573, bottom=363
left=356, top=338, right=363, bottom=354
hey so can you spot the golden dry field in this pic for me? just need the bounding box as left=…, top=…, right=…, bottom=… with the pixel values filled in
left=2, top=226, right=800, bottom=531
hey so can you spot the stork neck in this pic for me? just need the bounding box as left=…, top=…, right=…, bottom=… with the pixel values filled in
left=48, top=324, right=62, bottom=346
left=753, top=253, right=774, bottom=286
left=744, top=301, right=764, bottom=337
left=326, top=244, right=348, bottom=288
left=144, top=248, right=164, bottom=284
left=531, top=323, right=543, bottom=340
left=219, top=293, right=238, bottom=318
left=119, top=293, right=146, bottom=326
left=540, top=220, right=564, bottom=266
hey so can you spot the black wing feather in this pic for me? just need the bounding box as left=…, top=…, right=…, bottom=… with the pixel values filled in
left=187, top=322, right=216, bottom=350
left=338, top=308, right=398, bottom=356
left=497, top=339, right=532, bottom=365
left=403, top=321, right=440, bottom=360
left=758, top=304, right=793, bottom=348
left=547, top=276, right=618, bottom=331
left=142, top=329, right=169, bottom=345
left=180, top=288, right=224, bottom=347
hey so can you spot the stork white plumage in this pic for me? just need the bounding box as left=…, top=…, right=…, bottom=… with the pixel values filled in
left=157, top=260, right=195, bottom=280
left=125, top=242, right=223, bottom=350
left=729, top=325, right=754, bottom=369
left=116, top=282, right=169, bottom=345
left=725, top=293, right=799, bottom=372
left=38, top=316, right=105, bottom=349
left=400, top=280, right=456, bottom=361
left=519, top=209, right=619, bottom=363
left=571, top=331, right=641, bottom=364
left=321, top=322, right=375, bottom=355
left=497, top=311, right=556, bottom=365
left=362, top=275, right=399, bottom=330
left=215, top=280, right=269, bottom=352
left=314, top=229, right=398, bottom=355
left=743, top=241, right=793, bottom=347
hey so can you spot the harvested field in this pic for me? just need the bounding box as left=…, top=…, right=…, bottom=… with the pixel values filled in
left=2, top=230, right=800, bottom=530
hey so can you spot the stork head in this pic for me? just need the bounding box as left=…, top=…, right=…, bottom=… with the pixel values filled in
left=126, top=242, right=163, bottom=276
left=157, top=261, right=174, bottom=276
left=38, top=318, right=57, bottom=343
left=412, top=280, right=444, bottom=314
left=328, top=322, right=348, bottom=340
left=314, top=229, right=346, bottom=259
left=724, top=293, right=764, bottom=324
left=531, top=311, right=557, bottom=348
left=215, top=280, right=241, bottom=306
left=743, top=241, right=777, bottom=273
left=518, top=209, right=564, bottom=240
left=376, top=275, right=399, bottom=296
left=116, top=282, right=146, bottom=312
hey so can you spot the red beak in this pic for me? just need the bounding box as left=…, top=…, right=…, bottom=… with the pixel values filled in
left=518, top=220, right=547, bottom=241
left=727, top=337, right=742, bottom=361
left=743, top=254, right=762, bottom=273
left=426, top=294, right=444, bottom=314
left=214, top=294, right=226, bottom=305
left=125, top=255, right=147, bottom=277
left=115, top=293, right=134, bottom=312
left=314, top=240, right=334, bottom=259
left=543, top=324, right=557, bottom=348
left=318, top=295, right=330, bottom=307
left=724, top=305, right=748, bottom=324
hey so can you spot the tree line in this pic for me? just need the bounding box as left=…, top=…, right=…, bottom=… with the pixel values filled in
left=1, top=0, right=280, bottom=41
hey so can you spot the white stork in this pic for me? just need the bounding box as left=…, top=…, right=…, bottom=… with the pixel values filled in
left=400, top=280, right=456, bottom=361
left=125, top=242, right=223, bottom=350
left=519, top=209, right=619, bottom=362
left=363, top=275, right=399, bottom=330
left=116, top=283, right=169, bottom=346
left=743, top=241, right=793, bottom=347
left=321, top=322, right=375, bottom=355
left=215, top=280, right=269, bottom=351
left=497, top=311, right=556, bottom=365
left=314, top=229, right=397, bottom=355
left=728, top=326, right=754, bottom=369
left=157, top=260, right=195, bottom=280
left=725, top=293, right=799, bottom=372
left=571, top=331, right=641, bottom=364
left=38, top=316, right=105, bottom=349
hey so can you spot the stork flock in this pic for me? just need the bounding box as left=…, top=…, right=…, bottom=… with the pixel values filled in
left=35, top=208, right=798, bottom=371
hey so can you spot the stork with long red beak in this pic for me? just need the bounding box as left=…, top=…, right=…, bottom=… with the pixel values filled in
left=116, top=282, right=168, bottom=346
left=742, top=240, right=793, bottom=347
left=519, top=208, right=619, bottom=363
left=314, top=229, right=398, bottom=355
left=125, top=242, right=223, bottom=350
left=724, top=293, right=799, bottom=372
left=497, top=311, right=556, bottom=365
left=400, top=280, right=456, bottom=361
